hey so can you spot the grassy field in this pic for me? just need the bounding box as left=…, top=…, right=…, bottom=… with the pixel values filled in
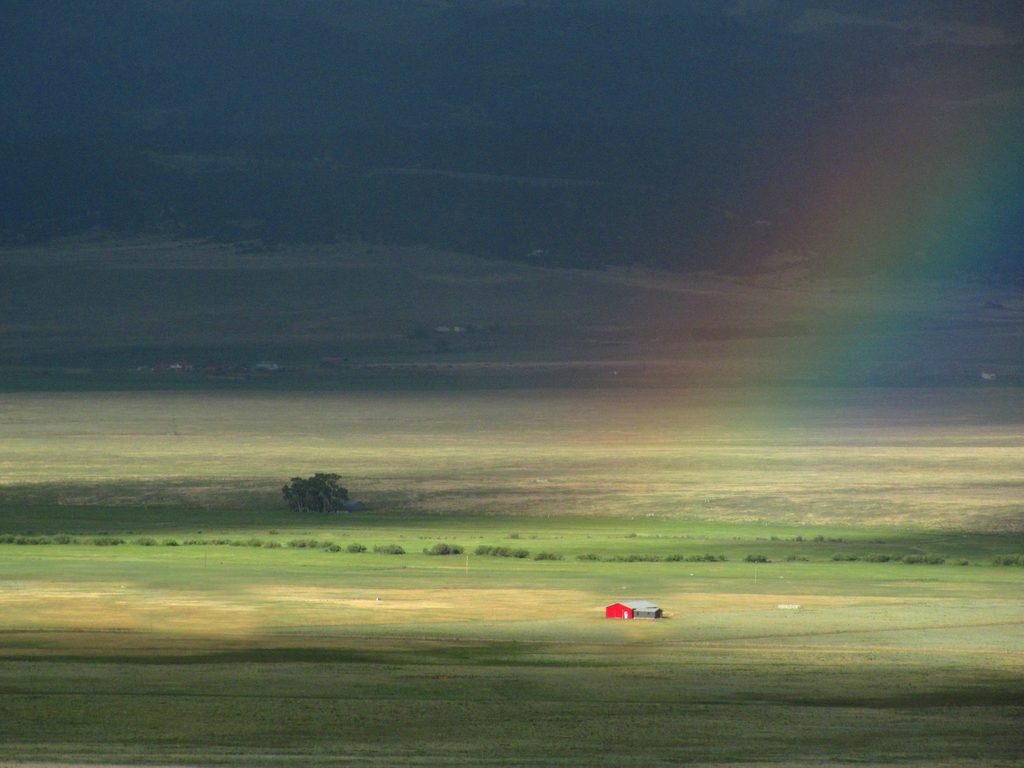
left=1, top=387, right=1022, bottom=765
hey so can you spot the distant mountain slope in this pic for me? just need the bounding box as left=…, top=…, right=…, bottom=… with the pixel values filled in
left=1, top=1, right=1022, bottom=274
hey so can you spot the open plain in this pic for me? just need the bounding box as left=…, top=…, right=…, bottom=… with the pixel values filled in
left=0, top=387, right=1022, bottom=766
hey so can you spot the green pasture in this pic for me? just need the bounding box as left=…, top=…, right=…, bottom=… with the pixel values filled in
left=0, top=388, right=1022, bottom=765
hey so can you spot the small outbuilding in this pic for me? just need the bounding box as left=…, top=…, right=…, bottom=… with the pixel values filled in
left=606, top=600, right=662, bottom=619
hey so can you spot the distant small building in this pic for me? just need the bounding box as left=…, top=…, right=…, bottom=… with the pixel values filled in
left=606, top=600, right=662, bottom=619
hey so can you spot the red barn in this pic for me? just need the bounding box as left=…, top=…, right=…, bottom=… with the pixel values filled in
left=606, top=600, right=662, bottom=619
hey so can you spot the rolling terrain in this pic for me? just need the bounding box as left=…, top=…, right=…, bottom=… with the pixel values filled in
left=1, top=237, right=1021, bottom=389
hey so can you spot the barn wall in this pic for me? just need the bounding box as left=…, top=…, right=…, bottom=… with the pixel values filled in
left=605, top=604, right=633, bottom=619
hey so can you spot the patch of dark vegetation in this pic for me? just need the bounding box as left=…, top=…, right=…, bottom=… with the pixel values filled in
left=2, top=534, right=55, bottom=545
left=992, top=554, right=1024, bottom=566
left=475, top=545, right=529, bottom=558
left=287, top=539, right=334, bottom=549
left=346, top=543, right=367, bottom=553
left=162, top=538, right=179, bottom=546
left=229, top=538, right=264, bottom=547
left=813, top=535, right=844, bottom=543
left=575, top=552, right=600, bottom=561
left=533, top=552, right=564, bottom=561
left=134, top=536, right=157, bottom=546
left=373, top=544, right=406, bottom=555
left=744, top=554, right=770, bottom=563
left=424, top=542, right=464, bottom=555
left=90, top=536, right=125, bottom=546
left=900, top=554, right=946, bottom=565
left=827, top=553, right=946, bottom=565
left=785, top=554, right=809, bottom=562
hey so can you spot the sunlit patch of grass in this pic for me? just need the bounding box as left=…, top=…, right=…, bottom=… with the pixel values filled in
left=1, top=389, right=1022, bottom=531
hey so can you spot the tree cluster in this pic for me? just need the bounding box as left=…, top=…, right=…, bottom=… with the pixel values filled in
left=282, top=473, right=348, bottom=514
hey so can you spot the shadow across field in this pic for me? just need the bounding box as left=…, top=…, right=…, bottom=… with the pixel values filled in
left=1, top=632, right=1022, bottom=766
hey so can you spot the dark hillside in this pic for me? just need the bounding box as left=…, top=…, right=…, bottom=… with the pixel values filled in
left=1, top=1, right=1022, bottom=275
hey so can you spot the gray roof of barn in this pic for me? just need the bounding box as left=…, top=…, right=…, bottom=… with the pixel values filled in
left=622, top=600, right=659, bottom=609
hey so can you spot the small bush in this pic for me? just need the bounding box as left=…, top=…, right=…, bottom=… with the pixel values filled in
left=785, top=554, right=809, bottom=562
left=324, top=544, right=341, bottom=553
left=15, top=535, right=52, bottom=545
left=688, top=553, right=727, bottom=562
left=952, top=558, right=970, bottom=566
left=744, top=554, right=769, bottom=563
left=863, top=553, right=892, bottom=562
left=373, top=544, right=405, bottom=555
left=91, top=536, right=125, bottom=546
left=261, top=541, right=282, bottom=549
left=424, top=542, right=464, bottom=556
left=831, top=553, right=860, bottom=561
left=576, top=552, right=600, bottom=561
left=534, top=552, right=563, bottom=561
left=51, top=533, right=78, bottom=544
left=346, top=543, right=367, bottom=553
left=475, top=545, right=528, bottom=558
left=162, top=538, right=179, bottom=546
left=134, top=537, right=158, bottom=546
left=288, top=539, right=320, bottom=549
left=182, top=538, right=204, bottom=546
left=901, top=554, right=945, bottom=565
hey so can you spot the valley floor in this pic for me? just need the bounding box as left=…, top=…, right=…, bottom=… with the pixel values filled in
left=0, top=386, right=1021, bottom=765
